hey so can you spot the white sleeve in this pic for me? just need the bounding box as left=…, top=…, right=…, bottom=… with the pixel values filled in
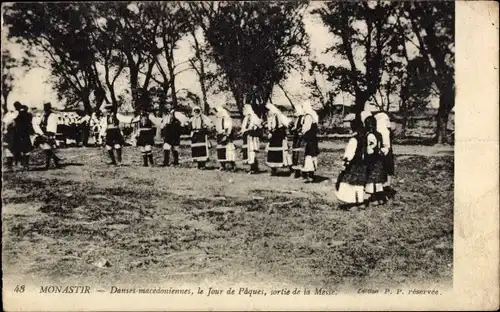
left=202, top=115, right=213, bottom=128
left=116, top=113, right=134, bottom=124
left=379, top=128, right=391, bottom=148
left=2, top=112, right=17, bottom=127
left=225, top=117, right=233, bottom=133
left=301, top=115, right=312, bottom=134
left=32, top=117, right=44, bottom=135
left=47, top=114, right=59, bottom=133
left=149, top=113, right=163, bottom=127
left=99, top=118, right=107, bottom=137
left=252, top=115, right=262, bottom=129
left=344, top=138, right=358, bottom=161
left=278, top=113, right=290, bottom=127
left=241, top=116, right=249, bottom=132
left=174, top=112, right=189, bottom=126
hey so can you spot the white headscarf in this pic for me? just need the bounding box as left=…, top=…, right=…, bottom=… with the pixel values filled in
left=293, top=103, right=304, bottom=117
left=242, top=104, right=261, bottom=129
left=213, top=104, right=230, bottom=119
left=243, top=104, right=254, bottom=116
left=266, top=103, right=290, bottom=127
left=192, top=105, right=202, bottom=116
left=301, top=101, right=318, bottom=123
left=360, top=110, right=372, bottom=124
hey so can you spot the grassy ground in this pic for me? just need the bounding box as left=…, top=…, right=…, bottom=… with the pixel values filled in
left=2, top=144, right=453, bottom=289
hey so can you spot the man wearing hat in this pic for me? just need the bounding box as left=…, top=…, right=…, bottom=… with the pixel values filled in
left=99, top=104, right=131, bottom=165
left=32, top=102, right=63, bottom=169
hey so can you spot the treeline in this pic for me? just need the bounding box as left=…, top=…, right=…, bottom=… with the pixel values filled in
left=2, top=1, right=454, bottom=143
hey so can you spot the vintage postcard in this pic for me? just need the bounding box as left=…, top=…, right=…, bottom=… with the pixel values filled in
left=1, top=1, right=498, bottom=311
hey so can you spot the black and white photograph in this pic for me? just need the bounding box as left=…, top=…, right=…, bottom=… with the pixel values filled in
left=1, top=1, right=498, bottom=311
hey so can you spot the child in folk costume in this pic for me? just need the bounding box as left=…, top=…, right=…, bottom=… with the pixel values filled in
left=363, top=115, right=388, bottom=204
left=240, top=104, right=262, bottom=174
left=290, top=103, right=305, bottom=178
left=214, top=104, right=236, bottom=171
left=99, top=105, right=132, bottom=166
left=160, top=103, right=189, bottom=167
left=189, top=106, right=213, bottom=169
left=300, top=101, right=320, bottom=183
left=32, top=103, right=63, bottom=169
left=133, top=107, right=157, bottom=167
left=335, top=115, right=368, bottom=208
left=264, top=103, right=292, bottom=176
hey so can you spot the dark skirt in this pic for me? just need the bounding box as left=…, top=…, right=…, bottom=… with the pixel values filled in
left=241, top=134, right=248, bottom=161
left=291, top=136, right=304, bottom=167
left=216, top=133, right=233, bottom=162
left=13, top=133, right=33, bottom=154
left=366, top=154, right=387, bottom=184
left=304, top=140, right=319, bottom=157
left=191, top=131, right=209, bottom=161
left=137, top=130, right=155, bottom=146
left=105, top=128, right=125, bottom=146
left=339, top=157, right=367, bottom=186
left=162, top=125, right=181, bottom=146
left=266, top=128, right=286, bottom=167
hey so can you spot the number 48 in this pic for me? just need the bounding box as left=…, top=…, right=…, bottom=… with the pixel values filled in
left=14, top=285, right=25, bottom=293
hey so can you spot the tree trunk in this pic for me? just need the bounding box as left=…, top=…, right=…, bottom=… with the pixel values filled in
left=129, top=67, right=139, bottom=110
left=165, top=56, right=178, bottom=109
left=435, top=110, right=449, bottom=144
left=82, top=98, right=92, bottom=115
left=2, top=93, right=8, bottom=114
left=435, top=85, right=454, bottom=144
left=353, top=91, right=370, bottom=115
left=191, top=30, right=210, bottom=114
left=199, top=67, right=209, bottom=114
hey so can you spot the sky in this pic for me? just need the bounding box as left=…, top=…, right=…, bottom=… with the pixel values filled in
left=1, top=2, right=438, bottom=113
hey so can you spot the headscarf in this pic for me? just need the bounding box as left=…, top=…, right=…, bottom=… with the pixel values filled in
left=214, top=104, right=230, bottom=119
left=266, top=103, right=290, bottom=127
left=243, top=104, right=254, bottom=117
left=293, top=102, right=304, bottom=117
left=191, top=105, right=204, bottom=129
left=192, top=105, right=202, bottom=116
left=301, top=101, right=318, bottom=123
left=242, top=104, right=261, bottom=129
left=360, top=110, right=372, bottom=124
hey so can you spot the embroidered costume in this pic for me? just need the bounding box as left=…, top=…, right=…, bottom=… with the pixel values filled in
left=265, top=103, right=292, bottom=175
left=214, top=105, right=236, bottom=171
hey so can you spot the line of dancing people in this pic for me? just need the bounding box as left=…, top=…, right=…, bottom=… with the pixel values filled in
left=2, top=100, right=396, bottom=203
left=96, top=101, right=321, bottom=183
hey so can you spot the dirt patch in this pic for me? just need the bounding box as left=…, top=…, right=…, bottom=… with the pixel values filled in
left=2, top=147, right=453, bottom=287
